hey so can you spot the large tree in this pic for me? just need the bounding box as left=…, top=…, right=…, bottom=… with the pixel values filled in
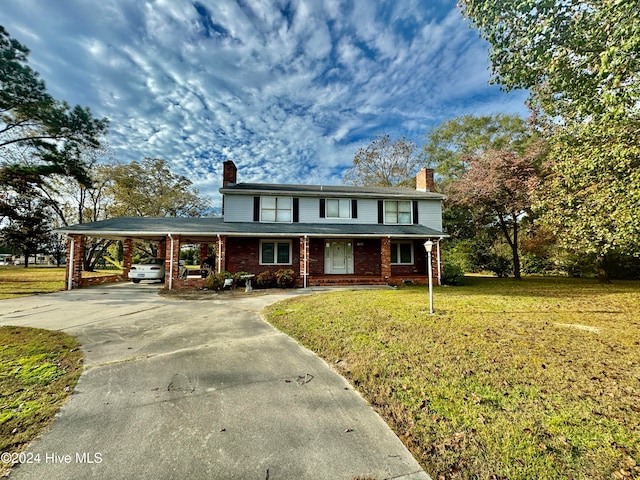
left=343, top=134, right=420, bottom=187
left=459, top=0, right=640, bottom=276
left=106, top=158, right=211, bottom=218
left=423, top=114, right=533, bottom=185
left=0, top=26, right=108, bottom=189
left=424, top=115, right=545, bottom=278
left=458, top=0, right=639, bottom=121
left=0, top=194, right=53, bottom=268
left=447, top=146, right=544, bottom=279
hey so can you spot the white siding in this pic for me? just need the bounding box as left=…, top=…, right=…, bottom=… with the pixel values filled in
left=418, top=200, right=443, bottom=231
left=224, top=194, right=443, bottom=231
left=223, top=195, right=254, bottom=222
left=298, top=197, right=320, bottom=222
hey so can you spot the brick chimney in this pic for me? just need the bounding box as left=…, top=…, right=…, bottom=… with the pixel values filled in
left=416, top=168, right=435, bottom=192
left=222, top=160, right=237, bottom=187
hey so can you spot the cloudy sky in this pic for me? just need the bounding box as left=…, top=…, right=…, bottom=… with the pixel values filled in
left=1, top=0, right=527, bottom=207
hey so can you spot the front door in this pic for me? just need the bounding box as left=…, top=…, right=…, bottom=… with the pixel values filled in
left=325, top=240, right=354, bottom=274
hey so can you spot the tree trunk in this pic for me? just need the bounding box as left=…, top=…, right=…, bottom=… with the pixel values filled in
left=497, top=212, right=522, bottom=280
left=23, top=251, right=30, bottom=268
left=596, top=254, right=611, bottom=283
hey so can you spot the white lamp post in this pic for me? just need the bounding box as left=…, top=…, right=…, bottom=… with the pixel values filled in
left=423, top=240, right=434, bottom=315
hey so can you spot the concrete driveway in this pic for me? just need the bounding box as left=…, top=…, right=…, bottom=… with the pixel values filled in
left=0, top=283, right=430, bottom=480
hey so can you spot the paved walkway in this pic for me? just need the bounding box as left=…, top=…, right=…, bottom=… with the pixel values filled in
left=1, top=283, right=430, bottom=480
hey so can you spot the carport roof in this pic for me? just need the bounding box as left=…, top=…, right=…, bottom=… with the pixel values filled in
left=57, top=216, right=447, bottom=241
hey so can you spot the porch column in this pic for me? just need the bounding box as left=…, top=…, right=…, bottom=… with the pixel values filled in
left=65, top=234, right=84, bottom=290
left=381, top=237, right=391, bottom=280
left=199, top=243, right=209, bottom=268
left=216, top=235, right=227, bottom=273
left=157, top=240, right=167, bottom=260
left=435, top=240, right=442, bottom=286
left=166, top=234, right=181, bottom=289
left=299, top=236, right=309, bottom=288
left=122, top=238, right=133, bottom=280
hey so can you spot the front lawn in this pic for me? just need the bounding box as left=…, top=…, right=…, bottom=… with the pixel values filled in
left=0, top=267, right=66, bottom=299
left=0, top=326, right=83, bottom=477
left=264, top=277, right=640, bottom=480
left=0, top=267, right=123, bottom=300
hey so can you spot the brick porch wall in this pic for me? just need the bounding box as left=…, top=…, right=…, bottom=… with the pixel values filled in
left=225, top=237, right=301, bottom=277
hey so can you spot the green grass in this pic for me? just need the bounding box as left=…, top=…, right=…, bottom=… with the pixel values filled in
left=0, top=267, right=66, bottom=299
left=264, top=277, right=640, bottom=480
left=0, top=266, right=123, bottom=300
left=0, top=326, right=83, bottom=476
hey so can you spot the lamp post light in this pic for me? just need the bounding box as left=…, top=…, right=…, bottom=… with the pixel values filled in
left=423, top=240, right=434, bottom=315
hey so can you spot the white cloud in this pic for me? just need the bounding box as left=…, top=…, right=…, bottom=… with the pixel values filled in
left=1, top=0, right=529, bottom=210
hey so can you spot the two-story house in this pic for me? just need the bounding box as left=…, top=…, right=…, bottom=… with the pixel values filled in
left=60, top=160, right=447, bottom=290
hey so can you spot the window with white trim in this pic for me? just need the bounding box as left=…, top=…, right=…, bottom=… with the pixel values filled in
left=390, top=242, right=414, bottom=264
left=326, top=198, right=351, bottom=218
left=385, top=200, right=412, bottom=224
left=260, top=240, right=292, bottom=265
left=261, top=196, right=292, bottom=222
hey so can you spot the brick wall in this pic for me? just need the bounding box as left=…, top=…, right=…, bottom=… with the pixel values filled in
left=380, top=237, right=391, bottom=279
left=353, top=239, right=381, bottom=275
left=308, top=238, right=324, bottom=275
left=225, top=237, right=301, bottom=277
left=80, top=274, right=126, bottom=287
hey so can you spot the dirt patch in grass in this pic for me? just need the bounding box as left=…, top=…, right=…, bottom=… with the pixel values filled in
left=265, top=277, right=640, bottom=480
left=0, top=326, right=83, bottom=477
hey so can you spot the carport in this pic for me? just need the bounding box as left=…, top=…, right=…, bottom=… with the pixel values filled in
left=60, top=217, right=230, bottom=291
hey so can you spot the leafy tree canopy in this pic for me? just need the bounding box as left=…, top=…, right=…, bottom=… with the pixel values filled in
left=0, top=25, right=108, bottom=189
left=106, top=158, right=211, bottom=217
left=0, top=194, right=53, bottom=268
left=423, top=114, right=534, bottom=184
left=459, top=0, right=640, bottom=261
left=459, top=0, right=640, bottom=122
left=343, top=134, right=420, bottom=187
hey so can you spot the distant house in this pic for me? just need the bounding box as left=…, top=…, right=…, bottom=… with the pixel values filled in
left=60, top=161, right=447, bottom=289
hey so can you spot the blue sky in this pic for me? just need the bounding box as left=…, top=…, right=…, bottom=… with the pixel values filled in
left=1, top=0, right=528, bottom=206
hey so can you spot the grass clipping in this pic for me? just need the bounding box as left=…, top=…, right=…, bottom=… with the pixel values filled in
left=265, top=277, right=640, bottom=480
left=0, top=326, right=83, bottom=476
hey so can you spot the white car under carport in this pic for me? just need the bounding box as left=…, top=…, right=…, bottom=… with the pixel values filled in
left=128, top=258, right=165, bottom=283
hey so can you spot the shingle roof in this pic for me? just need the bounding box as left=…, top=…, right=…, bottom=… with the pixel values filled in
left=220, top=182, right=446, bottom=199
left=58, top=216, right=447, bottom=240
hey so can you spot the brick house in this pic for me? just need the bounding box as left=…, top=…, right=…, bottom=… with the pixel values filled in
left=60, top=160, right=447, bottom=289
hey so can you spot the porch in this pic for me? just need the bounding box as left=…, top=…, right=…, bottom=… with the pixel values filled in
left=60, top=217, right=445, bottom=290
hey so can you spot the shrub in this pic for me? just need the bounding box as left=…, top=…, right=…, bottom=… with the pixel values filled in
left=204, top=271, right=231, bottom=290
left=441, top=260, right=465, bottom=286
left=232, top=271, right=251, bottom=287
left=487, top=254, right=512, bottom=278
left=256, top=270, right=277, bottom=288
left=275, top=269, right=296, bottom=288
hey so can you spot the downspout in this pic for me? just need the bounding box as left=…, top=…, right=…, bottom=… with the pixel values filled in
left=67, top=237, right=75, bottom=291
left=217, top=234, right=222, bottom=273
left=168, top=233, right=174, bottom=290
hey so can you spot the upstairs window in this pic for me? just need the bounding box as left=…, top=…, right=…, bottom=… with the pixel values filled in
left=326, top=198, right=351, bottom=218
left=320, top=199, right=357, bottom=219
left=261, top=196, right=292, bottom=222
left=384, top=200, right=412, bottom=224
